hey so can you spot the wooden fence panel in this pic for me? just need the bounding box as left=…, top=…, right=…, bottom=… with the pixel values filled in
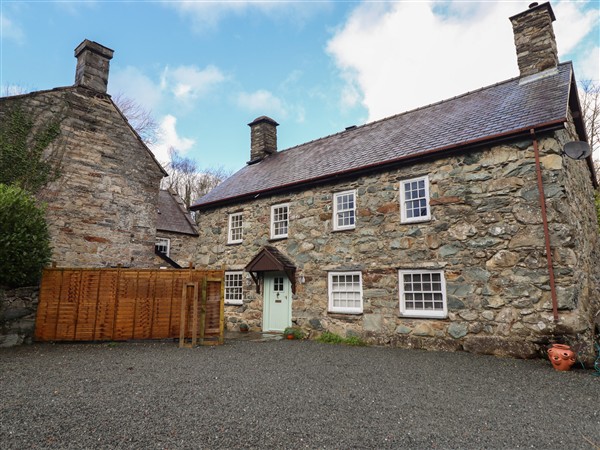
left=74, top=271, right=101, bottom=341
left=168, top=274, right=182, bottom=337
left=35, top=270, right=62, bottom=341
left=94, top=270, right=119, bottom=340
left=133, top=271, right=155, bottom=340
left=152, top=271, right=175, bottom=339
left=34, top=268, right=224, bottom=344
left=113, top=271, right=136, bottom=340
left=205, top=280, right=222, bottom=337
left=55, top=271, right=81, bottom=341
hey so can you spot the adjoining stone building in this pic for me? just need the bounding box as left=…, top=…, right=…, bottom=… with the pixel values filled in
left=0, top=39, right=168, bottom=268
left=155, top=189, right=199, bottom=268
left=190, top=2, right=600, bottom=360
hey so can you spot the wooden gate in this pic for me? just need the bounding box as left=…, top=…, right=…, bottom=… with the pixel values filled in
left=34, top=268, right=224, bottom=345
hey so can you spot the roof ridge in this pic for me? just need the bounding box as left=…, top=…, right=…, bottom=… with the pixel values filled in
left=0, top=85, right=78, bottom=101
left=163, top=188, right=199, bottom=234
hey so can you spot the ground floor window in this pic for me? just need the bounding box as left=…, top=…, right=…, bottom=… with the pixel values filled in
left=155, top=237, right=170, bottom=256
left=225, top=271, right=244, bottom=305
left=399, top=270, right=447, bottom=318
left=328, top=272, right=363, bottom=314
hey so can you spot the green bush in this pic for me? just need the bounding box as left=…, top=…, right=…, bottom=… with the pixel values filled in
left=344, top=336, right=368, bottom=346
left=283, top=326, right=305, bottom=339
left=0, top=184, right=52, bottom=287
left=0, top=106, right=62, bottom=193
left=316, top=331, right=367, bottom=346
left=317, top=331, right=346, bottom=344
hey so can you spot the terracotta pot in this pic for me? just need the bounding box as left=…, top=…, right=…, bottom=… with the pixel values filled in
left=547, top=344, right=576, bottom=371
left=286, top=334, right=295, bottom=340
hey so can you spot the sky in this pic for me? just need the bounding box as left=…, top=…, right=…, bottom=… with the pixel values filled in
left=1, top=1, right=599, bottom=173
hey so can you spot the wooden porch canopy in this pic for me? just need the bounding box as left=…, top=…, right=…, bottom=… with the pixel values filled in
left=245, top=246, right=297, bottom=294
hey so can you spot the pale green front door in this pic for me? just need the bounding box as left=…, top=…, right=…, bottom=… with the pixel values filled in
left=263, top=272, right=292, bottom=332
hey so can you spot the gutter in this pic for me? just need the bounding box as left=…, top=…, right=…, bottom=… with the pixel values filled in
left=531, top=129, right=559, bottom=322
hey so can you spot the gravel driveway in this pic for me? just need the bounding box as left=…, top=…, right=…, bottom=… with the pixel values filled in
left=1, top=339, right=599, bottom=449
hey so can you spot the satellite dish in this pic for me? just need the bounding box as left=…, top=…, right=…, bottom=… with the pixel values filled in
left=563, top=141, right=591, bottom=160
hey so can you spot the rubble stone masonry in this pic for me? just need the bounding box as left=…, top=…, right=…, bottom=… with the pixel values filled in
left=1, top=87, right=164, bottom=268
left=195, top=119, right=600, bottom=361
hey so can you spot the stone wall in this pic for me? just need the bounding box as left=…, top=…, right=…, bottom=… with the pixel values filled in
left=0, top=88, right=164, bottom=268
left=155, top=232, right=198, bottom=268
left=194, top=124, right=599, bottom=361
left=0, top=287, right=39, bottom=347
left=552, top=119, right=600, bottom=355
left=510, top=3, right=559, bottom=77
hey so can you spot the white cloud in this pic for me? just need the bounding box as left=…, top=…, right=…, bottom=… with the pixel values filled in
left=553, top=2, right=598, bottom=56
left=161, top=65, right=225, bottom=101
left=578, top=46, right=599, bottom=82
left=110, top=64, right=226, bottom=109
left=327, top=1, right=598, bottom=122
left=109, top=66, right=162, bottom=111
left=237, top=89, right=287, bottom=118
left=1, top=15, right=25, bottom=43
left=149, top=115, right=195, bottom=164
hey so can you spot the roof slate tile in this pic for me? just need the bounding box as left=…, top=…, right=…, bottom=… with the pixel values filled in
left=157, top=189, right=199, bottom=236
left=193, top=63, right=572, bottom=209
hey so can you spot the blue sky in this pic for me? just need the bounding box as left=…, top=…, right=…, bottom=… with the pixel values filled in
left=1, top=1, right=598, bottom=173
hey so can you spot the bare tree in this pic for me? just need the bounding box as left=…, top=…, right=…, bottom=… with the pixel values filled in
left=112, top=93, right=160, bottom=146
left=161, top=148, right=231, bottom=209
left=579, top=80, right=600, bottom=178
left=1, top=85, right=29, bottom=97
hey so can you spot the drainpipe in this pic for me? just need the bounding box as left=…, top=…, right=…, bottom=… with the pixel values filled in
left=531, top=129, right=559, bottom=321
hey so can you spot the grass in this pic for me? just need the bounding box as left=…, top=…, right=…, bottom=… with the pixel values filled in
left=316, top=331, right=367, bottom=346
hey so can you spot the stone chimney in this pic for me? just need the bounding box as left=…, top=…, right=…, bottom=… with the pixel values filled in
left=74, top=39, right=114, bottom=93
left=510, top=2, right=558, bottom=78
left=248, top=116, right=279, bottom=163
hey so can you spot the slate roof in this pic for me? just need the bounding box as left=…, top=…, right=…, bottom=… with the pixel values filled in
left=157, top=189, right=199, bottom=236
left=192, top=63, right=577, bottom=210
left=246, top=245, right=297, bottom=272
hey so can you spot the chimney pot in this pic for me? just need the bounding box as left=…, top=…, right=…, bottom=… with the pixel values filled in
left=74, top=39, right=114, bottom=93
left=509, top=2, right=558, bottom=78
left=248, top=116, right=279, bottom=164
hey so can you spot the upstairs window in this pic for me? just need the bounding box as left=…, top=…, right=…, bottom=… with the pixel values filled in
left=400, top=175, right=430, bottom=223
left=399, top=270, right=447, bottom=318
left=328, top=272, right=363, bottom=314
left=225, top=271, right=244, bottom=305
left=228, top=213, right=243, bottom=244
left=271, top=203, right=289, bottom=239
left=333, top=190, right=356, bottom=231
left=155, top=237, right=170, bottom=257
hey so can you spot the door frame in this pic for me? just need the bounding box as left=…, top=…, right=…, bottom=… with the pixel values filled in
left=262, top=271, right=292, bottom=332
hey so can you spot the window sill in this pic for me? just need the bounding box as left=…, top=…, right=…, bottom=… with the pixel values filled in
left=400, top=217, right=431, bottom=225
left=399, top=312, right=448, bottom=319
left=227, top=241, right=243, bottom=246
left=268, top=236, right=288, bottom=242
left=225, top=302, right=244, bottom=307
left=327, top=312, right=363, bottom=321
left=332, top=227, right=355, bottom=233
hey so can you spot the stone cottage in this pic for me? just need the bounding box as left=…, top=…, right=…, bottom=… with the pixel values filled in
left=190, top=2, right=600, bottom=359
left=155, top=189, right=199, bottom=268
left=0, top=39, right=168, bottom=267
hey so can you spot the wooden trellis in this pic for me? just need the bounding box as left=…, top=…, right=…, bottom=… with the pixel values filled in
left=34, top=267, right=224, bottom=345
